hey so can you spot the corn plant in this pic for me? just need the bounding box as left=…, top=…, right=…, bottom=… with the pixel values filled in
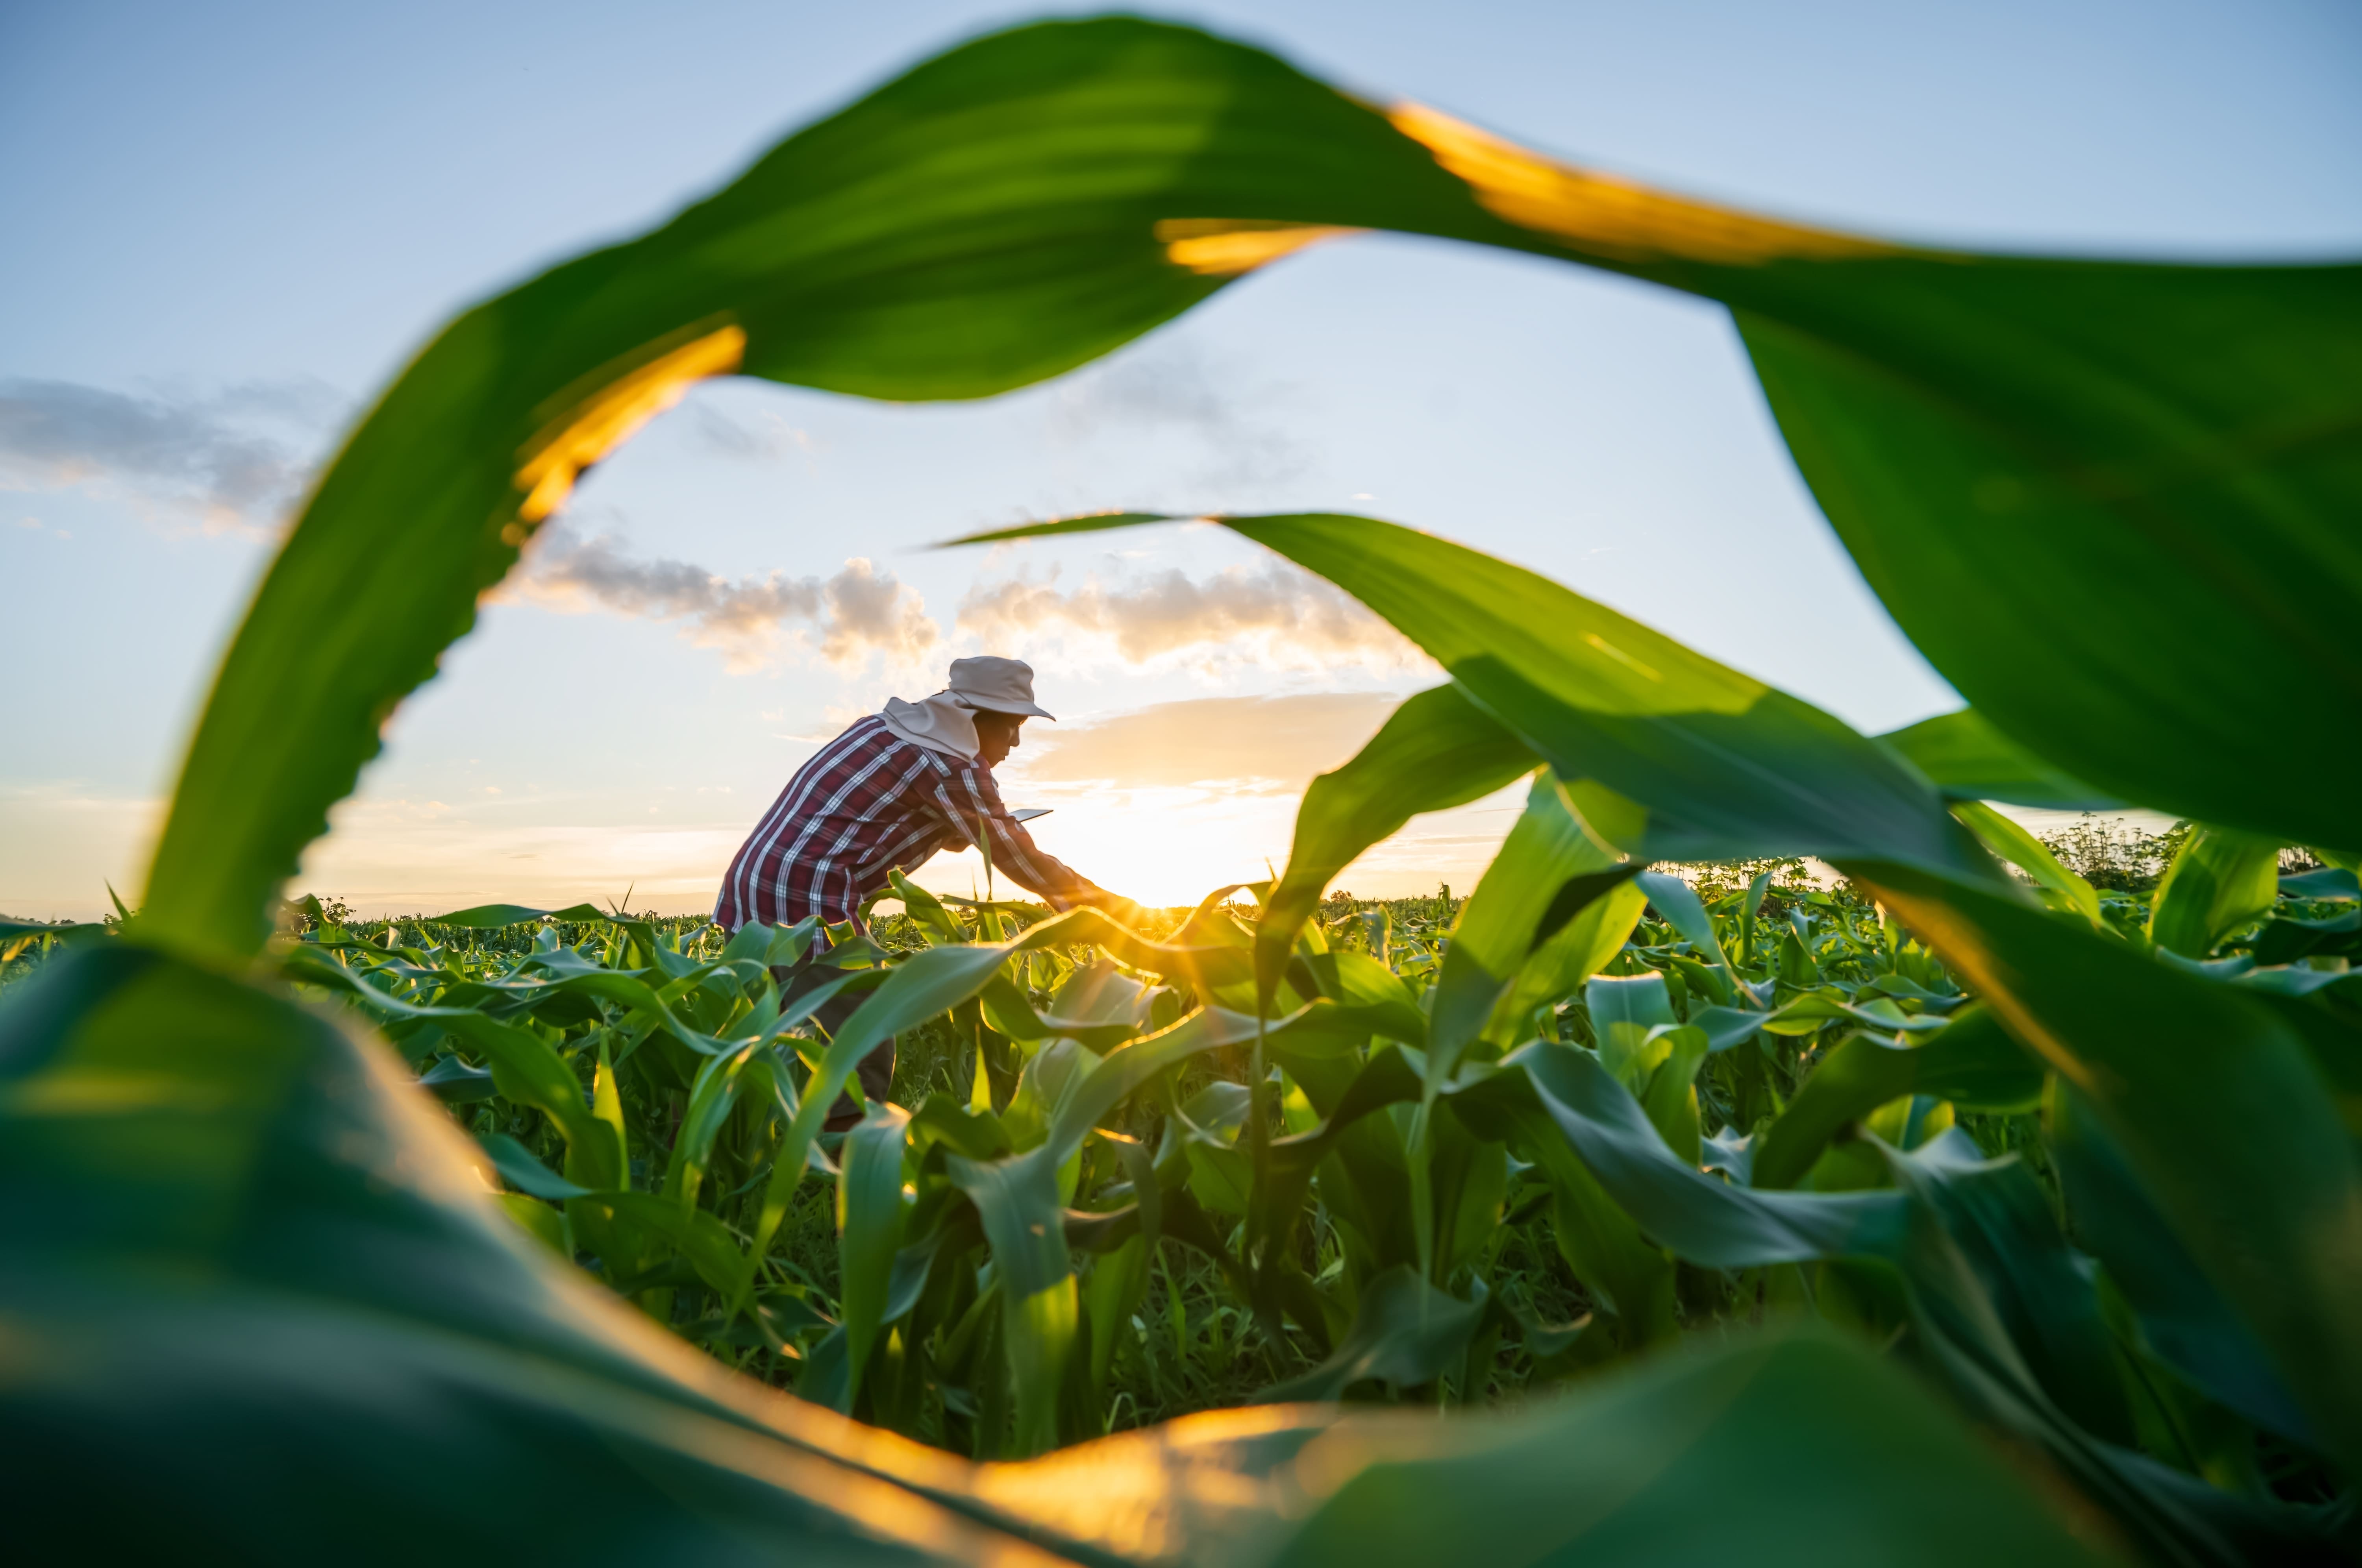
left=2, top=15, right=2355, bottom=1564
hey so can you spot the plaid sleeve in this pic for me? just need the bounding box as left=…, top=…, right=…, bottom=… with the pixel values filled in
left=925, top=760, right=1088, bottom=902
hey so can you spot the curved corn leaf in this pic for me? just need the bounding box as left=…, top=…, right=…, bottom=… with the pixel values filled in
left=1259, top=1265, right=1485, bottom=1402
left=423, top=902, right=614, bottom=927
left=591, top=1190, right=751, bottom=1301
left=1857, top=860, right=2362, bottom=1473
left=1253, top=682, right=1536, bottom=1004
left=1482, top=878, right=1650, bottom=1046
left=453, top=1011, right=613, bottom=1163
left=1587, top=971, right=1678, bottom=1037
left=2147, top=825, right=2283, bottom=957
left=418, top=1054, right=496, bottom=1103
left=1446, top=1046, right=1672, bottom=1345
left=1245, top=1325, right=2110, bottom=1568
left=1429, top=773, right=1630, bottom=1079
left=2282, top=867, right=2360, bottom=902
left=1633, top=1024, right=1711, bottom=1167
left=1751, top=1008, right=2043, bottom=1191
left=1683, top=1005, right=1775, bottom=1053
left=1295, top=950, right=1429, bottom=1049
left=1634, top=869, right=1749, bottom=1001
left=475, top=1132, right=591, bottom=1201
left=664, top=1043, right=757, bottom=1207
left=2253, top=906, right=2362, bottom=967
left=886, top=870, right=966, bottom=947
left=1755, top=990, right=1952, bottom=1039
left=964, top=512, right=2000, bottom=886
left=1951, top=801, right=2104, bottom=928
left=838, top=1104, right=912, bottom=1412
left=1877, top=710, right=2125, bottom=811
left=1485, top=1029, right=2329, bottom=1561
left=1870, top=1134, right=2347, bottom=1567
left=1888, top=1134, right=2131, bottom=1446
left=2047, top=1085, right=2314, bottom=1447
left=1491, top=1044, right=1914, bottom=1267
left=944, top=1149, right=1073, bottom=1457
left=1738, top=267, right=2361, bottom=850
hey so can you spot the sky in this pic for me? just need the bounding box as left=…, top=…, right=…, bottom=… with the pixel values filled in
left=4, top=0, right=2356, bottom=918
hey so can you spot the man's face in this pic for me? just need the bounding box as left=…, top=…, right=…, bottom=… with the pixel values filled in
left=974, top=710, right=1026, bottom=768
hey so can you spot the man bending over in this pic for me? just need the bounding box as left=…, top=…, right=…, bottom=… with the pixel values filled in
left=715, top=655, right=1123, bottom=1126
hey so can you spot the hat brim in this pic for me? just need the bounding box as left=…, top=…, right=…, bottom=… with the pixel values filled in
left=957, top=695, right=1056, bottom=720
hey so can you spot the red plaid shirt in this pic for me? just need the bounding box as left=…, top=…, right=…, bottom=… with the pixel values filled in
left=715, top=715, right=1086, bottom=930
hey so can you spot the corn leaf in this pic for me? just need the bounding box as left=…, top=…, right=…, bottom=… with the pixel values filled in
left=1951, top=801, right=2104, bottom=928
left=837, top=1103, right=911, bottom=1411
left=2146, top=825, right=2283, bottom=957
left=1481, top=878, right=1650, bottom=1046
left=1429, top=773, right=1629, bottom=1082
left=1877, top=709, right=2123, bottom=811
left=1857, top=860, right=2362, bottom=1473
left=1492, top=1044, right=1914, bottom=1266
left=1267, top=1326, right=2110, bottom=1567
left=1253, top=682, right=1536, bottom=1004
left=1259, top=1265, right=1485, bottom=1401
left=1750, top=1009, right=2043, bottom=1191
left=2047, top=1085, right=2315, bottom=1448
left=1738, top=267, right=2361, bottom=850
left=424, top=902, right=614, bottom=927
left=965, top=512, right=2000, bottom=885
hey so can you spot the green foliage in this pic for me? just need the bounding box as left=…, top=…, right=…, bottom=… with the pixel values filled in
left=2040, top=817, right=2197, bottom=893
left=5, top=13, right=2358, bottom=1563
left=14, top=847, right=2352, bottom=1556
left=1877, top=708, right=2123, bottom=812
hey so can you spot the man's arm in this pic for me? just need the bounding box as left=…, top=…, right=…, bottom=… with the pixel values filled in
left=927, top=763, right=1101, bottom=908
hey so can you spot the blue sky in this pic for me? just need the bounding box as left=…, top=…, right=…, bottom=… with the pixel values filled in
left=4, top=0, right=2356, bottom=915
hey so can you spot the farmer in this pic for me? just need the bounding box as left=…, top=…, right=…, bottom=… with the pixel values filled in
left=714, top=655, right=1123, bottom=1128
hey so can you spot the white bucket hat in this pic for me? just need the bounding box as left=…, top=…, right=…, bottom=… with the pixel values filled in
left=945, top=655, right=1055, bottom=720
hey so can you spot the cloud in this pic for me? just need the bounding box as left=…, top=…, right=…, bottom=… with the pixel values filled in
left=956, top=560, right=1425, bottom=671
left=0, top=376, right=335, bottom=534
left=1012, top=692, right=1412, bottom=792
left=685, top=399, right=812, bottom=460
left=816, top=554, right=937, bottom=667
left=1051, top=342, right=1307, bottom=495
left=503, top=523, right=939, bottom=673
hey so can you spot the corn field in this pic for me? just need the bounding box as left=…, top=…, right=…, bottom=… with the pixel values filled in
left=2, top=15, right=2356, bottom=1566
